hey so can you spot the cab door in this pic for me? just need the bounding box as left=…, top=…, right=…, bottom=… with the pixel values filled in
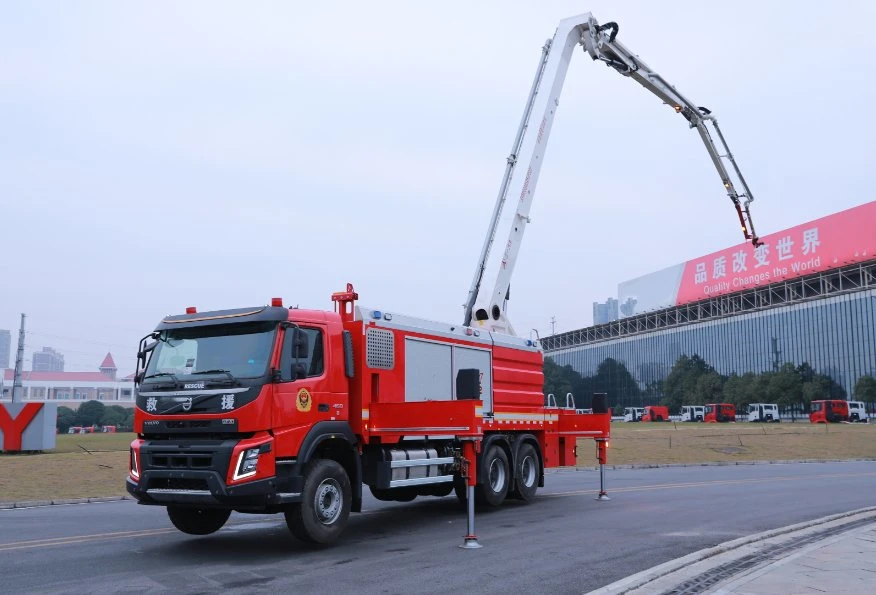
left=272, top=325, right=334, bottom=458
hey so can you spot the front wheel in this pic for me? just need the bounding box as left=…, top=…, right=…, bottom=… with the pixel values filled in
left=167, top=506, right=230, bottom=535
left=285, top=459, right=351, bottom=545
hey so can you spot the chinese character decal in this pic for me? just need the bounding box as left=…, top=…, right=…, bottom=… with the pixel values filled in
left=694, top=262, right=707, bottom=284
left=802, top=228, right=820, bottom=255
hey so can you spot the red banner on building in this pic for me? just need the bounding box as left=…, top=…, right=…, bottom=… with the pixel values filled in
left=675, top=202, right=876, bottom=305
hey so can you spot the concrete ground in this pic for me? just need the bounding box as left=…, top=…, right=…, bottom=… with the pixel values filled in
left=589, top=508, right=876, bottom=594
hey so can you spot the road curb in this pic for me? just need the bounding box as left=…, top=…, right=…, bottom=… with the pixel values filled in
left=585, top=506, right=876, bottom=594
left=0, top=495, right=132, bottom=509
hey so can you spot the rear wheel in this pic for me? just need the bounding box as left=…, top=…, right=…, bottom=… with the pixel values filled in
left=513, top=443, right=539, bottom=502
left=167, top=506, right=230, bottom=535
left=476, top=445, right=510, bottom=507
left=285, top=459, right=351, bottom=545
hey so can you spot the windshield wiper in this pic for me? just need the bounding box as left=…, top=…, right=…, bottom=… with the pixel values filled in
left=144, top=372, right=179, bottom=382
left=190, top=369, right=237, bottom=384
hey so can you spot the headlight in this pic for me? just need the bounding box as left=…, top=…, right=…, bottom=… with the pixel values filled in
left=234, top=447, right=260, bottom=480
left=130, top=448, right=140, bottom=479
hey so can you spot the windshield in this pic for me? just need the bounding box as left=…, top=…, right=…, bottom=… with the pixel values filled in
left=144, top=322, right=277, bottom=380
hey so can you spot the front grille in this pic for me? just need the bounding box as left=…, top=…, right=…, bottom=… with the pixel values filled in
left=147, top=477, right=209, bottom=491
left=149, top=452, right=213, bottom=469
left=165, top=420, right=212, bottom=429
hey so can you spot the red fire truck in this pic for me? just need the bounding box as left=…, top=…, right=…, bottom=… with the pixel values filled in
left=810, top=400, right=849, bottom=423
left=704, top=403, right=736, bottom=423
left=127, top=12, right=761, bottom=545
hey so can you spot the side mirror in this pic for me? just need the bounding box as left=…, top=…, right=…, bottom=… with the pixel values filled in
left=137, top=340, right=157, bottom=362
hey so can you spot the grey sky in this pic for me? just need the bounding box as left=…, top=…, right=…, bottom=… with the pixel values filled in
left=2, top=1, right=874, bottom=375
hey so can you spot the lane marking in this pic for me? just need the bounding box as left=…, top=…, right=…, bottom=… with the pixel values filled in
left=0, top=528, right=176, bottom=552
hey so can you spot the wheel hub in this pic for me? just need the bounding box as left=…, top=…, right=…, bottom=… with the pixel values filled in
left=521, top=455, right=536, bottom=487
left=315, top=478, right=342, bottom=525
left=489, top=458, right=506, bottom=492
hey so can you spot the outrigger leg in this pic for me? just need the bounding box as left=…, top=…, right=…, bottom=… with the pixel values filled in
left=459, top=439, right=483, bottom=549
left=595, top=438, right=610, bottom=501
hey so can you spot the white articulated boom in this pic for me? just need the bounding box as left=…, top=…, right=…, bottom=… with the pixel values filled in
left=462, top=12, right=761, bottom=336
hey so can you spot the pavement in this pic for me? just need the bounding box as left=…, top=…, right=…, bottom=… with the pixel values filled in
left=589, top=507, right=876, bottom=594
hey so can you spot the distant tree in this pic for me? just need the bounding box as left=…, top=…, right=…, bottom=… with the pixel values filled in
left=854, top=375, right=876, bottom=402
left=100, top=405, right=128, bottom=427
left=796, top=362, right=816, bottom=384
left=122, top=408, right=136, bottom=432
left=56, top=406, right=76, bottom=433
left=801, top=375, right=834, bottom=410
left=768, top=363, right=803, bottom=408
left=589, top=358, right=640, bottom=409
left=642, top=380, right=663, bottom=406
left=722, top=372, right=757, bottom=409
left=819, top=373, right=847, bottom=399
left=543, top=359, right=579, bottom=405
left=662, top=354, right=715, bottom=410
left=75, top=400, right=106, bottom=427
left=750, top=372, right=774, bottom=404
left=693, top=371, right=724, bottom=404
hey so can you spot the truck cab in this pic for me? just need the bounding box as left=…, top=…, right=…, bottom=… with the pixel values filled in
left=641, top=405, right=669, bottom=422
left=704, top=403, right=736, bottom=423
left=810, top=400, right=849, bottom=423
left=623, top=407, right=644, bottom=422
left=848, top=401, right=868, bottom=423
left=680, top=405, right=704, bottom=422
left=747, top=403, right=780, bottom=423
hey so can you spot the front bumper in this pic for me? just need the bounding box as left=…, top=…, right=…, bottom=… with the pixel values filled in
left=126, top=471, right=302, bottom=510
left=127, top=437, right=303, bottom=511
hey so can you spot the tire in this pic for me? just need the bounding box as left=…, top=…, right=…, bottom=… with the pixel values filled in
left=656, top=415, right=664, bottom=422
left=513, top=443, right=539, bottom=502
left=285, top=459, right=351, bottom=545
left=166, top=506, right=230, bottom=536
left=476, top=445, right=510, bottom=507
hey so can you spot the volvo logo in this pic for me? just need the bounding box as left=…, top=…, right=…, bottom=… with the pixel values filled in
left=182, top=398, right=193, bottom=411
left=184, top=383, right=205, bottom=390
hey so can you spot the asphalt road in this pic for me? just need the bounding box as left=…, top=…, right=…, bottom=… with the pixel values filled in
left=2, top=461, right=875, bottom=594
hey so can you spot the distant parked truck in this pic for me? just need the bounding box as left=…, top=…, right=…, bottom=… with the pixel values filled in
left=747, top=403, right=780, bottom=423
left=810, top=400, right=849, bottom=423
left=623, top=407, right=644, bottom=422
left=642, top=405, right=669, bottom=422
left=680, top=405, right=704, bottom=422
left=704, top=403, right=736, bottom=423
left=67, top=425, right=97, bottom=434
left=848, top=401, right=868, bottom=423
